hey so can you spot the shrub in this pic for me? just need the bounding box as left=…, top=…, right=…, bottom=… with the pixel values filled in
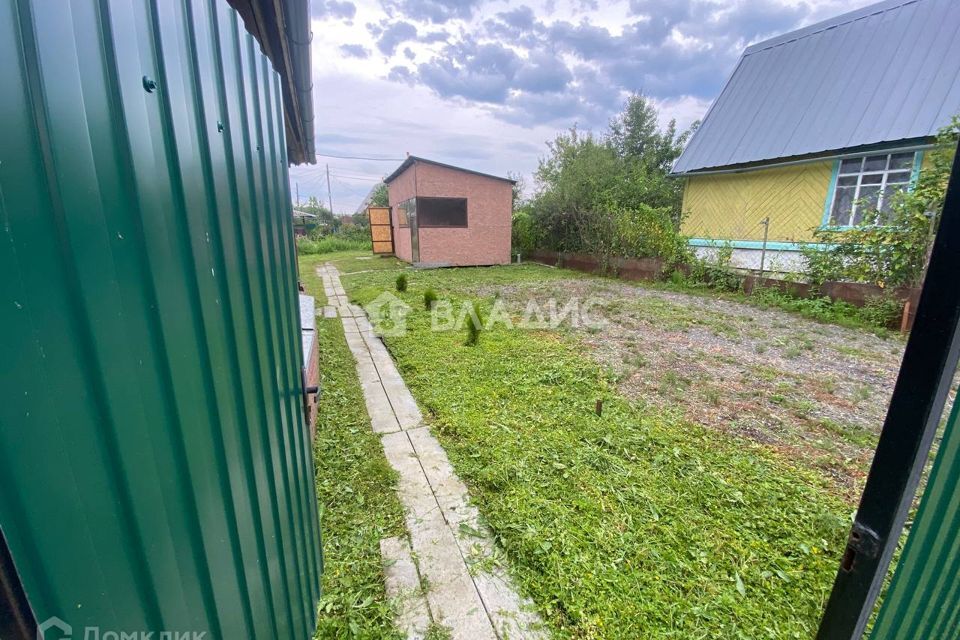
left=335, top=224, right=372, bottom=244
left=296, top=236, right=320, bottom=255
left=858, top=295, right=904, bottom=328
left=530, top=203, right=689, bottom=268
left=750, top=285, right=900, bottom=330
left=395, top=273, right=408, bottom=292
left=296, top=235, right=370, bottom=255
left=511, top=208, right=538, bottom=257
left=803, top=115, right=958, bottom=288
left=423, top=288, right=438, bottom=310
left=686, top=244, right=743, bottom=292
left=523, top=109, right=694, bottom=268
left=465, top=301, right=483, bottom=346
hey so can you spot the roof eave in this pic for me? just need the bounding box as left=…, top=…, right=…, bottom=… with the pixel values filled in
left=672, top=137, right=936, bottom=177
left=384, top=156, right=516, bottom=185
left=227, top=0, right=316, bottom=165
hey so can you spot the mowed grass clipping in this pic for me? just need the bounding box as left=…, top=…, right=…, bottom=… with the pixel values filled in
left=333, top=254, right=851, bottom=639
left=300, top=255, right=405, bottom=639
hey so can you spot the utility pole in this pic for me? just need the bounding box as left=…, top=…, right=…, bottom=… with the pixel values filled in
left=759, top=216, right=770, bottom=281
left=295, top=181, right=300, bottom=207
left=326, top=164, right=333, bottom=214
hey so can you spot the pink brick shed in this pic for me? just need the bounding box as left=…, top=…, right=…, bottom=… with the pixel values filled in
left=384, top=156, right=514, bottom=266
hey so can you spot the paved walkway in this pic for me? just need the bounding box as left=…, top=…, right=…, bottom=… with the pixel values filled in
left=318, top=264, right=545, bottom=640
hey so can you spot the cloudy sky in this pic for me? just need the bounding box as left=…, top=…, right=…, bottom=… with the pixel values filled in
left=289, top=0, right=876, bottom=213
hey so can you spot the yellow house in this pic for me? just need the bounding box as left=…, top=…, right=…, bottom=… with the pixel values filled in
left=671, top=0, right=958, bottom=272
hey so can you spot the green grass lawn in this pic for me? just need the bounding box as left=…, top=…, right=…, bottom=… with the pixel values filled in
left=300, top=254, right=406, bottom=639
left=323, top=251, right=852, bottom=639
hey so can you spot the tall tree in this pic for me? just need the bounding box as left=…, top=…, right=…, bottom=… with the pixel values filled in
left=370, top=183, right=389, bottom=207
left=608, top=94, right=660, bottom=160
left=507, top=171, right=527, bottom=210
left=607, top=93, right=694, bottom=174
left=298, top=196, right=340, bottom=234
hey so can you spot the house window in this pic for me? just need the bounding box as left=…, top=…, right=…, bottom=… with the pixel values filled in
left=397, top=198, right=414, bottom=227
left=827, top=151, right=918, bottom=227
left=417, top=197, right=468, bottom=228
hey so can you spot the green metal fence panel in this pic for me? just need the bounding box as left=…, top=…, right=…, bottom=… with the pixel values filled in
left=0, top=0, right=321, bottom=637
left=870, top=394, right=960, bottom=639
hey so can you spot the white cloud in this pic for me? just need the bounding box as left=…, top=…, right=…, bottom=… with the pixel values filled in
left=292, top=0, right=879, bottom=212
left=289, top=72, right=558, bottom=213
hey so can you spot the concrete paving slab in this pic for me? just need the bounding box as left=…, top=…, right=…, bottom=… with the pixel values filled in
left=407, top=428, right=547, bottom=639
left=361, top=382, right=401, bottom=434
left=406, top=428, right=474, bottom=524
left=299, top=294, right=316, bottom=330
left=323, top=263, right=546, bottom=640
left=381, top=536, right=431, bottom=640
left=379, top=436, right=496, bottom=639
left=356, top=359, right=382, bottom=384
left=408, top=511, right=497, bottom=640
left=343, top=328, right=366, bottom=347
left=345, top=341, right=369, bottom=361
left=380, top=432, right=444, bottom=522
left=381, top=378, right=424, bottom=430
left=355, top=315, right=373, bottom=332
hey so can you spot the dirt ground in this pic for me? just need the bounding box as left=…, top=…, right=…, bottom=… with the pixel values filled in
left=479, top=277, right=910, bottom=500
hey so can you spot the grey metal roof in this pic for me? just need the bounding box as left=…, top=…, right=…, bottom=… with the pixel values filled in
left=672, top=0, right=960, bottom=174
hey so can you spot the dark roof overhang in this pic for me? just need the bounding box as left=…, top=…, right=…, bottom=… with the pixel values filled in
left=670, top=137, right=935, bottom=177
left=227, top=0, right=316, bottom=165
left=384, top=156, right=516, bottom=185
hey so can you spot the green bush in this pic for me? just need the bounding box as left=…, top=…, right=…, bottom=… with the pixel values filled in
left=523, top=97, right=695, bottom=268
left=296, top=236, right=321, bottom=255
left=511, top=208, right=538, bottom=257
left=803, top=115, right=958, bottom=288
left=335, top=224, right=372, bottom=244
left=423, top=288, right=438, bottom=310
left=686, top=244, right=743, bottom=292
left=465, top=301, right=483, bottom=346
left=859, top=295, right=904, bottom=328
left=750, top=285, right=900, bottom=330
left=395, top=273, right=408, bottom=292
left=296, top=235, right=370, bottom=255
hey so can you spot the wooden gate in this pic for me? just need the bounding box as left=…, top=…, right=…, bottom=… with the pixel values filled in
left=368, top=206, right=394, bottom=255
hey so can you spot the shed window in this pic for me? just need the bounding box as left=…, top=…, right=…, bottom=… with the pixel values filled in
left=417, top=197, right=468, bottom=228
left=397, top=198, right=414, bottom=227
left=827, top=152, right=918, bottom=227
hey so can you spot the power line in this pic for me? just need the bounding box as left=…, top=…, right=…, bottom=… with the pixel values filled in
left=315, top=151, right=405, bottom=162
left=292, top=164, right=383, bottom=179
left=326, top=164, right=334, bottom=214
left=329, top=172, right=385, bottom=181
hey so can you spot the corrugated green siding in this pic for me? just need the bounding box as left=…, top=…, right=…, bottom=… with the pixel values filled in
left=0, top=0, right=320, bottom=637
left=870, top=395, right=960, bottom=639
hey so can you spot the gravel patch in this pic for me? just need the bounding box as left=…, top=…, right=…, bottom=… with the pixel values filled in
left=475, top=277, right=909, bottom=499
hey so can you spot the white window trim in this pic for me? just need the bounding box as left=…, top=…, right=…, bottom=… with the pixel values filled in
left=823, top=150, right=921, bottom=229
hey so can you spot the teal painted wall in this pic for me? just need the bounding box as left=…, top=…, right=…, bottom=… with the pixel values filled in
left=0, top=0, right=321, bottom=637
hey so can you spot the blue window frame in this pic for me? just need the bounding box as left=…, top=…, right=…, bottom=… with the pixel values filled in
left=821, top=150, right=923, bottom=229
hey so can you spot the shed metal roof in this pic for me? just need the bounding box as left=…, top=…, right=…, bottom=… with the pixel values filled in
left=672, top=0, right=960, bottom=174
left=384, top=156, right=516, bottom=184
